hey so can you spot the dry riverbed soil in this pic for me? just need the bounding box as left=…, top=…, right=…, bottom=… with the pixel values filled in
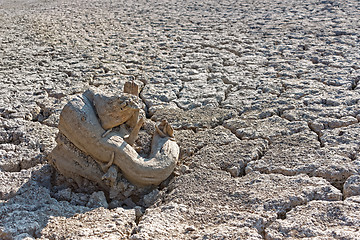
left=1, top=0, right=360, bottom=239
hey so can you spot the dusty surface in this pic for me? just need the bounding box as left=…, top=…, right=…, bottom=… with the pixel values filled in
left=0, top=0, right=360, bottom=239
left=49, top=88, right=179, bottom=187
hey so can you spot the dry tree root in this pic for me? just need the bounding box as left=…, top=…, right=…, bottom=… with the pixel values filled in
left=49, top=87, right=179, bottom=187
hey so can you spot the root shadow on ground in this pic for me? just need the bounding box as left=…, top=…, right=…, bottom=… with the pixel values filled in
left=0, top=164, right=161, bottom=239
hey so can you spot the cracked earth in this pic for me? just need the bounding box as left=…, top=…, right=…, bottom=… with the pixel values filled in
left=1, top=0, right=360, bottom=239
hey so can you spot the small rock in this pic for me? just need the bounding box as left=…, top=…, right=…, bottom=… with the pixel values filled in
left=108, top=200, right=121, bottom=209
left=310, top=56, right=319, bottom=64
left=308, top=121, right=324, bottom=134
left=227, top=165, right=241, bottom=177
left=87, top=191, right=108, bottom=209
left=109, top=186, right=121, bottom=200
left=344, top=175, right=360, bottom=199
left=14, top=233, right=35, bottom=240
left=55, top=188, right=72, bottom=201
left=121, top=198, right=136, bottom=209
left=101, top=165, right=118, bottom=187
left=70, top=192, right=89, bottom=206
left=180, top=165, right=190, bottom=174
left=123, top=184, right=136, bottom=198
left=135, top=206, right=143, bottom=219
left=143, top=189, right=160, bottom=207
left=185, top=225, right=197, bottom=232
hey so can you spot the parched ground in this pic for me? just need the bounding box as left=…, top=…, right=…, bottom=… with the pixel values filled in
left=1, top=0, right=360, bottom=239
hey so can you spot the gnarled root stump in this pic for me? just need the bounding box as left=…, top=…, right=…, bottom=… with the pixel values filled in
left=49, top=89, right=179, bottom=188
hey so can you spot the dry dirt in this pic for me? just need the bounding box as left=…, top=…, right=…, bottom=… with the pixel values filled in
left=1, top=0, right=360, bottom=239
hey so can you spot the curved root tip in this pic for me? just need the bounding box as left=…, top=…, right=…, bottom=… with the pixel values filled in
left=155, top=125, right=167, bottom=138
left=156, top=120, right=175, bottom=138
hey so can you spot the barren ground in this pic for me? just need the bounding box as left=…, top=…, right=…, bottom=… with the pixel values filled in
left=1, top=0, right=360, bottom=239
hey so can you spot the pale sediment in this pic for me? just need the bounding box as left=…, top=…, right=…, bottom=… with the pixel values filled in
left=1, top=0, right=360, bottom=239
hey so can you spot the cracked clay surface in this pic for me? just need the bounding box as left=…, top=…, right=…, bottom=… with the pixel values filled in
left=1, top=0, right=360, bottom=239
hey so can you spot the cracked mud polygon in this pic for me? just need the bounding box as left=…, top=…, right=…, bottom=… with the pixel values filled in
left=1, top=0, right=360, bottom=239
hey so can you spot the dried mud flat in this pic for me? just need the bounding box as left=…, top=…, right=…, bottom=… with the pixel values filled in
left=1, top=0, right=360, bottom=239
